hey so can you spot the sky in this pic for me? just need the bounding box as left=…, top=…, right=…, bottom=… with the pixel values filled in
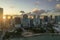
left=0, top=0, right=60, bottom=15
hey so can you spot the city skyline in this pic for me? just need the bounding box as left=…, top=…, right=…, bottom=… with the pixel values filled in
left=0, top=0, right=60, bottom=15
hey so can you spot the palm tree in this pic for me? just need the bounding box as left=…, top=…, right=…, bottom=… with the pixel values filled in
left=20, top=11, right=25, bottom=15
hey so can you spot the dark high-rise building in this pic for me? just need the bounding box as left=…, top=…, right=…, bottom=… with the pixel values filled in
left=44, top=16, right=49, bottom=22
left=21, top=14, right=30, bottom=28
left=50, top=15, right=53, bottom=20
left=0, top=8, right=3, bottom=22
left=55, top=16, right=60, bottom=23
left=14, top=17, right=21, bottom=24
left=0, top=8, right=3, bottom=16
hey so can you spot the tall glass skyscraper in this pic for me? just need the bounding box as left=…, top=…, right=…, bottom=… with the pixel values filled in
left=44, top=16, right=49, bottom=22
left=55, top=16, right=60, bottom=24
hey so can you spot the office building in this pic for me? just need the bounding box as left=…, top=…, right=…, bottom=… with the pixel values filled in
left=14, top=17, right=21, bottom=24
left=55, top=16, right=60, bottom=24
left=44, top=16, right=49, bottom=22
left=0, top=8, right=3, bottom=23
left=0, top=8, right=3, bottom=16
left=14, top=17, right=21, bottom=28
left=21, top=14, right=30, bottom=28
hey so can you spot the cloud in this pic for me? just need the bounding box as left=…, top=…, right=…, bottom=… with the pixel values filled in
left=9, top=6, right=15, bottom=8
left=32, top=8, right=45, bottom=15
left=1, top=0, right=12, bottom=1
left=52, top=4, right=60, bottom=12
left=56, top=4, right=60, bottom=9
left=56, top=0, right=59, bottom=2
left=32, top=8, right=40, bottom=12
left=48, top=0, right=52, bottom=2
left=34, top=1, right=40, bottom=5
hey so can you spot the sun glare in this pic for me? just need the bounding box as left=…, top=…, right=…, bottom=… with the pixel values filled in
left=7, top=16, right=11, bottom=19
left=3, top=16, right=6, bottom=19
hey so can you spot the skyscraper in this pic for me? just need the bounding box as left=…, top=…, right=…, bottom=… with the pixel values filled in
left=21, top=14, right=30, bottom=28
left=44, top=16, right=49, bottom=22
left=55, top=16, right=60, bottom=24
left=0, top=8, right=3, bottom=30
left=0, top=8, right=3, bottom=16
left=0, top=8, right=3, bottom=23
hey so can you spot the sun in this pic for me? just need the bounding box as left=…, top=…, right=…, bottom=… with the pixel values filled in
left=3, top=16, right=6, bottom=19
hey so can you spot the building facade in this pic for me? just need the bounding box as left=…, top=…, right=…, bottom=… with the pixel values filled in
left=0, top=8, right=3, bottom=22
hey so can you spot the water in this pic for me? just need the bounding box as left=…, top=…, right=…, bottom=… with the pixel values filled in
left=9, top=34, right=60, bottom=40
left=0, top=30, right=60, bottom=40
left=20, top=27, right=26, bottom=32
